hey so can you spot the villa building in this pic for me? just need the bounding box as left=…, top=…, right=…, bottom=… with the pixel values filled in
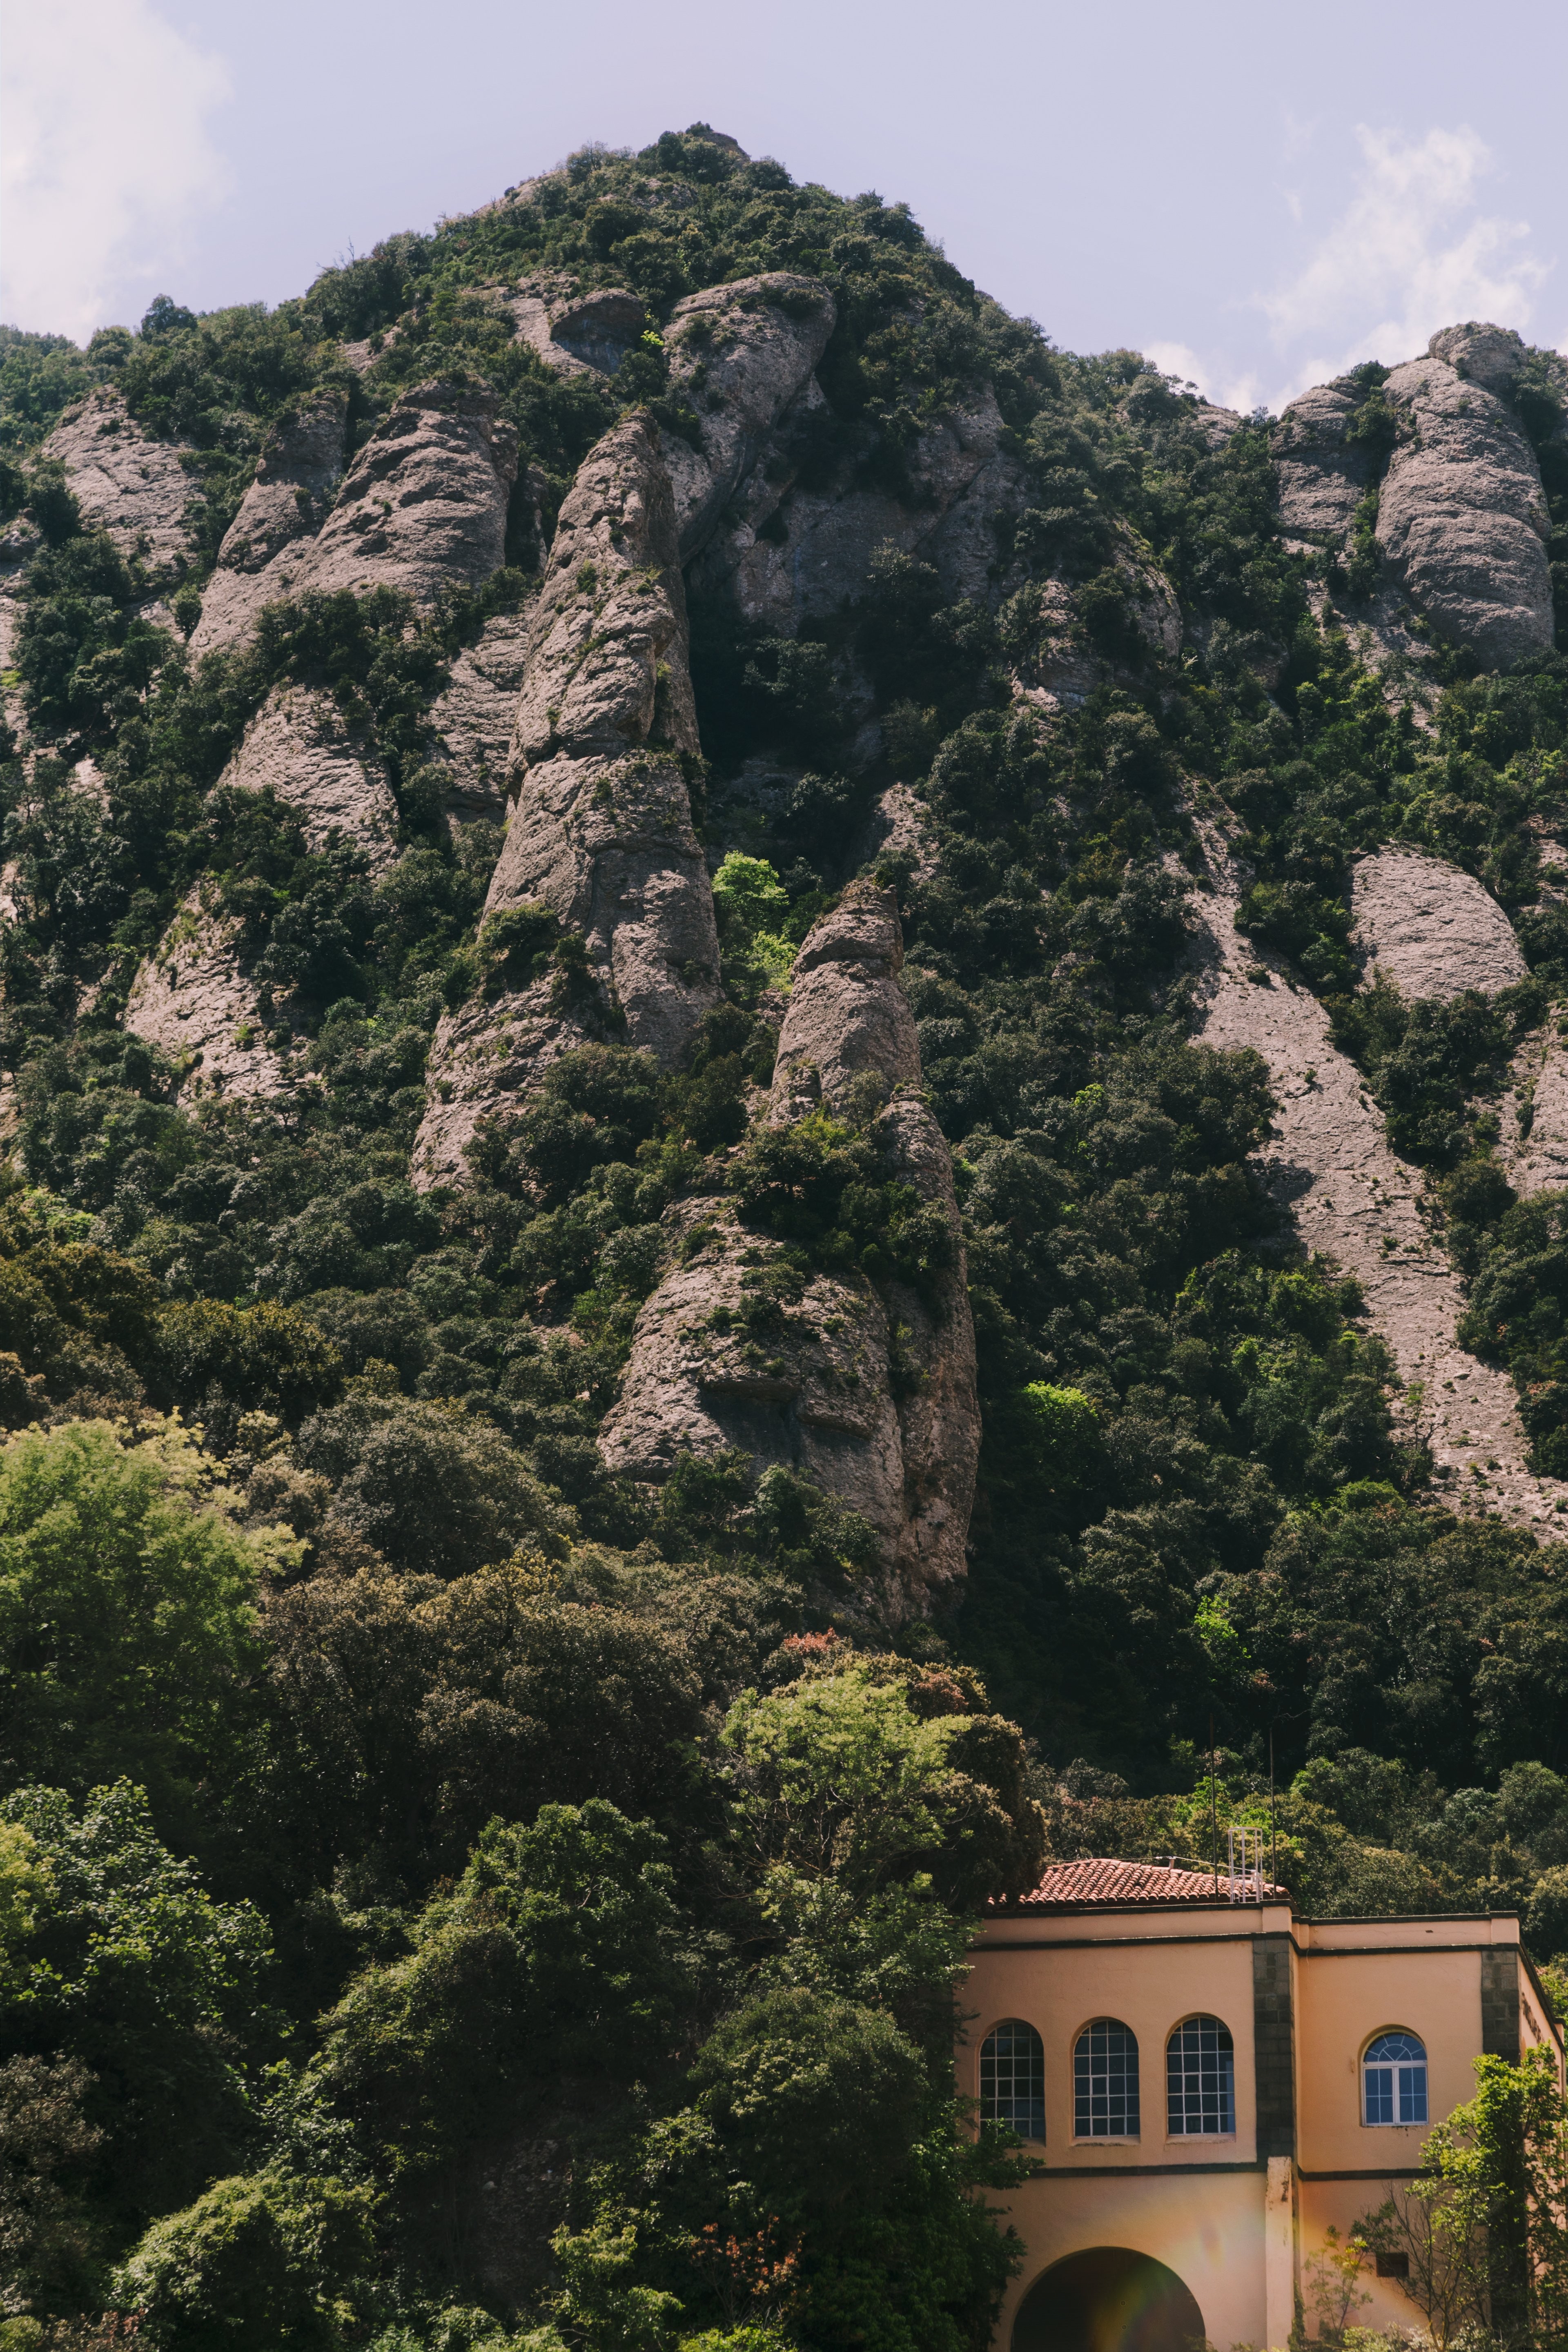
left=962, top=1858, right=1565, bottom=2352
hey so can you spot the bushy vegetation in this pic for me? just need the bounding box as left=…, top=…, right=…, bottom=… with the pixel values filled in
left=6, top=122, right=1568, bottom=2348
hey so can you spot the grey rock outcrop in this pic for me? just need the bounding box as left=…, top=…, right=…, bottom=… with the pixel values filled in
left=289, top=379, right=518, bottom=606
left=42, top=389, right=197, bottom=578
left=1376, top=332, right=1553, bottom=668
left=599, top=881, right=980, bottom=1612
left=509, top=283, right=648, bottom=379
left=412, top=411, right=721, bottom=1187
left=1272, top=382, right=1374, bottom=541
left=124, top=895, right=304, bottom=1101
left=220, top=686, right=400, bottom=872
left=425, top=611, right=532, bottom=820
left=770, top=884, right=920, bottom=1113
left=658, top=274, right=837, bottom=559
left=1350, top=848, right=1527, bottom=999
left=189, top=390, right=349, bottom=655
left=126, top=687, right=397, bottom=1094
left=702, top=381, right=1029, bottom=633
left=1190, top=818, right=1567, bottom=1532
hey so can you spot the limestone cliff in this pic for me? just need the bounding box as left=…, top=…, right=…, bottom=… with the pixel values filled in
left=412, top=410, right=721, bottom=1185
left=125, top=688, right=396, bottom=1097
left=1377, top=329, right=1554, bottom=669
left=287, top=378, right=517, bottom=606
left=189, top=389, right=350, bottom=655
left=131, top=381, right=519, bottom=1101
left=1190, top=818, right=1566, bottom=1531
left=658, top=274, right=837, bottom=560
left=599, top=881, right=980, bottom=1611
left=1273, top=323, right=1555, bottom=670
left=42, top=388, right=197, bottom=579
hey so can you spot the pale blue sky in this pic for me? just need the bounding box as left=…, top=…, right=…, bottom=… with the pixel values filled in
left=4, top=0, right=1565, bottom=410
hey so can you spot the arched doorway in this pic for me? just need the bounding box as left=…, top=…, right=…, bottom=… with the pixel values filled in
left=1012, top=2247, right=1205, bottom=2352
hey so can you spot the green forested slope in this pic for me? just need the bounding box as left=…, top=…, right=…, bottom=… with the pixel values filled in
left=2, top=122, right=1568, bottom=2346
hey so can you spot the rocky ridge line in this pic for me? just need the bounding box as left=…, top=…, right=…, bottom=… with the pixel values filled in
left=411, top=409, right=721, bottom=1186
left=129, top=380, right=519, bottom=1100
left=1189, top=818, right=1568, bottom=1530
left=189, top=389, right=350, bottom=655
left=599, top=879, right=980, bottom=1612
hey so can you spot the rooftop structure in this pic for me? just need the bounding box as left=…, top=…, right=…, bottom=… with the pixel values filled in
left=963, top=1856, right=1564, bottom=2352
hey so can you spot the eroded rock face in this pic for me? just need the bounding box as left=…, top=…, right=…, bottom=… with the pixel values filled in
left=508, top=283, right=648, bottom=379
left=189, top=390, right=349, bottom=655
left=702, top=382, right=1029, bottom=633
left=1189, top=817, right=1566, bottom=1532
left=658, top=274, right=837, bottom=559
left=42, top=390, right=197, bottom=579
left=1350, top=848, right=1526, bottom=999
left=1272, top=382, right=1374, bottom=541
left=290, top=380, right=518, bottom=606
left=412, top=412, right=721, bottom=1187
left=223, top=686, right=400, bottom=873
left=1377, top=336, right=1554, bottom=668
left=770, top=883, right=920, bottom=1113
left=124, top=896, right=301, bottom=1100
left=425, top=611, right=532, bottom=820
left=599, top=882, right=980, bottom=1612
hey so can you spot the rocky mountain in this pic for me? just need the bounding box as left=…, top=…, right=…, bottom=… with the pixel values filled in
left=2, top=126, right=1568, bottom=1657
left=8, top=116, right=1568, bottom=2351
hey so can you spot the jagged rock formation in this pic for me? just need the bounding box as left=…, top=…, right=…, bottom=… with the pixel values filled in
left=659, top=274, right=837, bottom=559
left=189, top=390, right=349, bottom=654
left=1008, top=524, right=1183, bottom=715
left=1273, top=383, right=1375, bottom=541
left=599, top=880, right=980, bottom=1610
left=42, top=389, right=196, bottom=578
left=1189, top=823, right=1568, bottom=1531
left=1275, top=325, right=1555, bottom=670
left=1350, top=848, right=1528, bottom=998
left=425, top=611, right=532, bottom=820
left=412, top=410, right=721, bottom=1185
left=1377, top=329, right=1554, bottom=669
left=286, top=379, right=517, bottom=606
left=1501, top=1028, right=1568, bottom=1194
left=769, top=884, right=920, bottom=1111
left=704, top=379, right=1028, bottom=632
left=221, top=686, right=399, bottom=870
left=131, top=385, right=518, bottom=1101
left=126, top=688, right=396, bottom=1094
left=508, top=283, right=648, bottom=378
left=125, top=898, right=303, bottom=1101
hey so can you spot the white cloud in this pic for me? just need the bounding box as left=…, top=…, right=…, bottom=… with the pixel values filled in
left=1260, top=123, right=1553, bottom=398
left=1143, top=341, right=1268, bottom=419
left=1141, top=124, right=1556, bottom=417
left=0, top=0, right=232, bottom=343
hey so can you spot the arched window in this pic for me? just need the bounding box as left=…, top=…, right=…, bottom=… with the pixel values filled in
left=1363, top=2032, right=1428, bottom=2126
left=1074, top=2018, right=1140, bottom=2138
left=980, top=2020, right=1045, bottom=2142
left=1167, top=2015, right=1235, bottom=2136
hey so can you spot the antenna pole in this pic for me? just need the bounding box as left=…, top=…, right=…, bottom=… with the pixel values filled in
left=1209, top=1714, right=1218, bottom=1892
left=1269, top=1726, right=1276, bottom=1900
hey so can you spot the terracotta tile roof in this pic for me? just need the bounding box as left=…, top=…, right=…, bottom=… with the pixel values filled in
left=999, top=1857, right=1287, bottom=1909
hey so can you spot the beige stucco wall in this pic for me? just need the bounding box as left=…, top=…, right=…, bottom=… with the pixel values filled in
left=966, top=1902, right=1562, bottom=2352
left=963, top=1915, right=1259, bottom=2160
left=1294, top=1931, right=1488, bottom=2175
left=989, top=2169, right=1268, bottom=2351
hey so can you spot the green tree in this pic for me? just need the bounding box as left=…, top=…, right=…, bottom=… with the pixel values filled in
left=0, top=1419, right=292, bottom=1822
left=1, top=1782, right=270, bottom=2225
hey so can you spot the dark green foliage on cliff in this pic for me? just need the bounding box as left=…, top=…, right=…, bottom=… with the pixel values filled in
left=11, top=122, right=1568, bottom=2352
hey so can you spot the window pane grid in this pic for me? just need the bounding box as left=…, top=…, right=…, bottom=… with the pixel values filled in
left=980, top=2020, right=1045, bottom=2142
left=1167, top=2015, right=1235, bottom=2136
left=1074, top=2018, right=1140, bottom=2138
left=1363, top=2033, right=1428, bottom=2126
